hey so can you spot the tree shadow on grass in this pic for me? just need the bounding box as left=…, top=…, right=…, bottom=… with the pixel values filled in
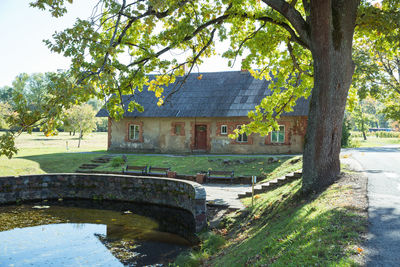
left=20, top=152, right=102, bottom=174
left=217, top=184, right=367, bottom=266
left=95, top=155, right=292, bottom=178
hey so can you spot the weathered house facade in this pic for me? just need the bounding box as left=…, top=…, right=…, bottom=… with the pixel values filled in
left=97, top=71, right=309, bottom=154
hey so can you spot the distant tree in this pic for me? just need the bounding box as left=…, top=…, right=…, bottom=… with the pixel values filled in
left=353, top=2, right=400, bottom=125
left=392, top=121, right=400, bottom=131
left=0, top=103, right=11, bottom=130
left=87, top=98, right=104, bottom=111
left=0, top=71, right=90, bottom=157
left=341, top=115, right=352, bottom=148
left=382, top=98, right=400, bottom=123
left=353, top=102, right=376, bottom=140
left=63, top=103, right=97, bottom=147
left=347, top=93, right=380, bottom=140
left=6, top=72, right=76, bottom=135
left=95, top=117, right=108, bottom=132
left=0, top=86, right=13, bottom=103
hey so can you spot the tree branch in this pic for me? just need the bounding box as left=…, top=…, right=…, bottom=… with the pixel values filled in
left=287, top=40, right=312, bottom=76
left=128, top=13, right=229, bottom=67
left=256, top=16, right=309, bottom=49
left=231, top=22, right=267, bottom=66
left=262, top=0, right=310, bottom=48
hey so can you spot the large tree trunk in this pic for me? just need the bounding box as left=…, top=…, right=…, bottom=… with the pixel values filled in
left=302, top=0, right=359, bottom=192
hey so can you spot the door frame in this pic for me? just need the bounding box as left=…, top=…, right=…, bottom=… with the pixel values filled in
left=190, top=122, right=211, bottom=151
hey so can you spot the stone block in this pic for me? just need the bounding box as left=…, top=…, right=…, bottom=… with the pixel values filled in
left=196, top=173, right=206, bottom=184
left=167, top=171, right=177, bottom=178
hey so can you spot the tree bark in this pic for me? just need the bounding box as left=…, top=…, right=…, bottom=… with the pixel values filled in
left=78, top=130, right=83, bottom=148
left=302, top=0, right=359, bottom=192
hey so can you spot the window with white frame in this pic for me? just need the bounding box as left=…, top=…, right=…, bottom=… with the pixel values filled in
left=129, top=124, right=140, bottom=140
left=271, top=125, right=285, bottom=143
left=236, top=125, right=248, bottom=142
left=221, top=125, right=227, bottom=135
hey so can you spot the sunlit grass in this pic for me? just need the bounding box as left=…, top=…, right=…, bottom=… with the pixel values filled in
left=196, top=178, right=366, bottom=267
left=94, top=155, right=301, bottom=178
left=0, top=132, right=107, bottom=176
left=351, top=136, right=400, bottom=148
left=0, top=132, right=301, bottom=178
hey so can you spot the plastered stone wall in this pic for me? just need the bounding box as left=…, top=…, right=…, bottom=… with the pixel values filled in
left=109, top=116, right=307, bottom=154
left=0, top=174, right=207, bottom=232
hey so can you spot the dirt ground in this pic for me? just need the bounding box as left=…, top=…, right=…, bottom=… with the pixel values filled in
left=335, top=169, right=369, bottom=266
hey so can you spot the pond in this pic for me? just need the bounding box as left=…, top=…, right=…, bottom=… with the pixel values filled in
left=0, top=200, right=195, bottom=266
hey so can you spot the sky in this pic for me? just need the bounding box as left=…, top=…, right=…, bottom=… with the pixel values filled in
left=0, top=0, right=239, bottom=88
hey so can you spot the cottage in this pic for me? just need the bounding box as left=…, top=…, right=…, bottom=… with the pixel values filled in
left=97, top=71, right=309, bottom=154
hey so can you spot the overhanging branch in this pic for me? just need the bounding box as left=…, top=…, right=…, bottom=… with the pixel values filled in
left=262, top=0, right=310, bottom=48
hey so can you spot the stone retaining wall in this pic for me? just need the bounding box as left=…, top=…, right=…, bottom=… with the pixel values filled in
left=0, top=173, right=207, bottom=232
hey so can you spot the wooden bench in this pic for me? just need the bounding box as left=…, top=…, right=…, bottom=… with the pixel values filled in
left=207, top=170, right=235, bottom=183
left=148, top=166, right=171, bottom=177
left=123, top=165, right=147, bottom=175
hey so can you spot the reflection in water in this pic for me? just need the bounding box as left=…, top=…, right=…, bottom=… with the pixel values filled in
left=0, top=201, right=193, bottom=266
left=0, top=223, right=123, bottom=266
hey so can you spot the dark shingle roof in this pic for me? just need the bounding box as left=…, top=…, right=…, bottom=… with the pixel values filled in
left=97, top=71, right=309, bottom=118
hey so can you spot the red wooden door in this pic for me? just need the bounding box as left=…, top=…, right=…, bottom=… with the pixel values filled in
left=195, top=125, right=207, bottom=150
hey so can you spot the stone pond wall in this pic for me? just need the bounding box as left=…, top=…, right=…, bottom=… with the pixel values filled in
left=0, top=173, right=207, bottom=232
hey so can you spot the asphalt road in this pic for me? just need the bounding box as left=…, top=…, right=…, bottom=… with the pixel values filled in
left=348, top=146, right=400, bottom=266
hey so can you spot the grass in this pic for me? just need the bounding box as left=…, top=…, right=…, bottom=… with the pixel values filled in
left=349, top=131, right=400, bottom=148
left=13, top=131, right=108, bottom=156
left=174, top=173, right=366, bottom=266
left=95, top=155, right=302, bottom=179
left=351, top=136, right=400, bottom=148
left=0, top=132, right=301, bottom=179
left=0, top=132, right=107, bottom=176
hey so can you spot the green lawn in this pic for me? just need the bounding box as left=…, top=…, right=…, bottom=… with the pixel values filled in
left=96, top=155, right=302, bottom=180
left=0, top=132, right=107, bottom=176
left=351, top=136, right=400, bottom=147
left=349, top=131, right=400, bottom=148
left=0, top=132, right=301, bottom=179
left=176, top=171, right=367, bottom=266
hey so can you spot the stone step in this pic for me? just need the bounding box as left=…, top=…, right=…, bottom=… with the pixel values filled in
left=91, top=159, right=109, bottom=163
left=236, top=171, right=303, bottom=199
left=253, top=188, right=265, bottom=194
left=78, top=164, right=100, bottom=169
left=294, top=172, right=302, bottom=178
left=261, top=184, right=272, bottom=190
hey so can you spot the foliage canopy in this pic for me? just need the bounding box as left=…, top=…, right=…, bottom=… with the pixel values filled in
left=1, top=0, right=399, bottom=191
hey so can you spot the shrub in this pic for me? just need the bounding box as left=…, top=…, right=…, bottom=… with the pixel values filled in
left=111, top=157, right=125, bottom=167
left=374, top=131, right=400, bottom=138
left=341, top=118, right=352, bottom=147
left=174, top=252, right=206, bottom=267
left=201, top=232, right=226, bottom=255
left=173, top=232, right=226, bottom=266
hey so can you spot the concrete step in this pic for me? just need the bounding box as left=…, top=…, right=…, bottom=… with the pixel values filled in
left=253, top=188, right=265, bottom=194
left=91, top=159, right=109, bottom=163
left=294, top=171, right=303, bottom=177
left=78, top=164, right=100, bottom=169
left=236, top=170, right=302, bottom=199
left=261, top=184, right=271, bottom=190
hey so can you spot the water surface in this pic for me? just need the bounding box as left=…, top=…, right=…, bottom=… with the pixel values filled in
left=0, top=223, right=122, bottom=266
left=0, top=201, right=193, bottom=266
